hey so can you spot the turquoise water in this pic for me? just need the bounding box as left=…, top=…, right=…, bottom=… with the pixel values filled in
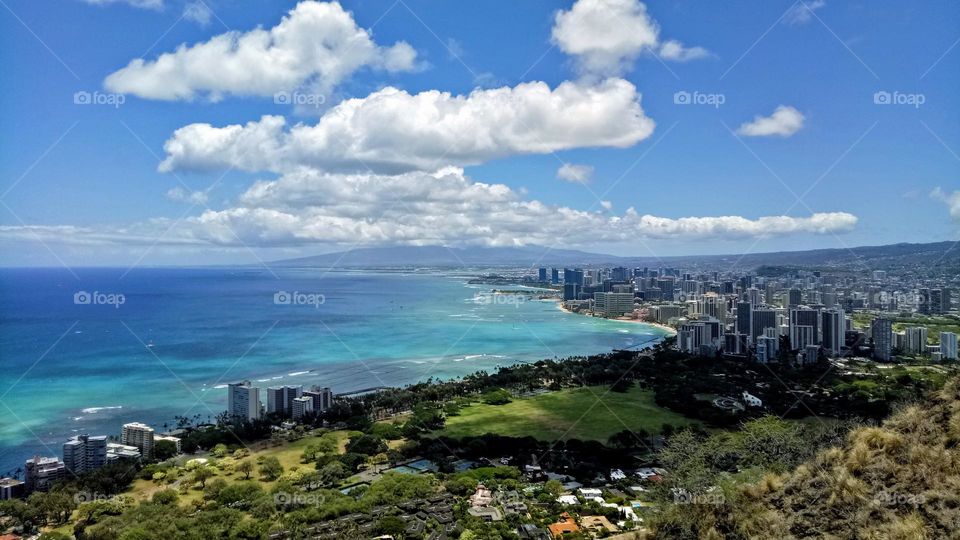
left=0, top=267, right=667, bottom=475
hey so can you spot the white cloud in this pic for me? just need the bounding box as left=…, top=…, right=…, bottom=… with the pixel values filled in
left=551, top=0, right=708, bottom=75
left=159, top=78, right=656, bottom=174
left=784, top=0, right=826, bottom=26
left=82, top=0, right=163, bottom=9
left=557, top=163, right=594, bottom=184
left=0, top=167, right=858, bottom=249
left=657, top=40, right=710, bottom=62
left=166, top=186, right=209, bottom=205
left=600, top=200, right=613, bottom=210
left=736, top=105, right=805, bottom=137
left=182, top=1, right=212, bottom=26
left=104, top=1, right=418, bottom=101
left=930, top=187, right=960, bottom=222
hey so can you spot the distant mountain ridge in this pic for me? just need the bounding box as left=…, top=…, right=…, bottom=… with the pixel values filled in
left=270, top=241, right=958, bottom=270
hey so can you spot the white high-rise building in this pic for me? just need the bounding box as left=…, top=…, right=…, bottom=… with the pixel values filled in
left=121, top=422, right=155, bottom=459
left=821, top=308, right=845, bottom=357
left=593, top=292, right=635, bottom=317
left=25, top=456, right=65, bottom=493
left=940, top=332, right=958, bottom=360
left=291, top=396, right=314, bottom=420
left=227, top=381, right=261, bottom=421
left=904, top=327, right=929, bottom=355
left=266, top=385, right=303, bottom=416
left=63, top=434, right=107, bottom=474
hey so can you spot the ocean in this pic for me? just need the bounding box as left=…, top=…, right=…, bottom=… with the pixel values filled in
left=0, top=267, right=668, bottom=475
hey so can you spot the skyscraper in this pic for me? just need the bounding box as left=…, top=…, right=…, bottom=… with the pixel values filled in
left=303, top=387, right=334, bottom=412
left=940, top=332, right=958, bottom=360
left=538, top=268, right=547, bottom=282
left=63, top=434, right=107, bottom=474
left=267, top=385, right=303, bottom=416
left=821, top=308, right=845, bottom=357
left=872, top=318, right=893, bottom=361
left=551, top=268, right=559, bottom=284
left=227, top=381, right=261, bottom=421
left=904, top=327, right=929, bottom=355
left=790, top=307, right=821, bottom=349
left=291, top=396, right=314, bottom=420
left=121, top=422, right=155, bottom=459
left=751, top=307, right=777, bottom=344
left=736, top=302, right=752, bottom=339
left=788, top=288, right=802, bottom=307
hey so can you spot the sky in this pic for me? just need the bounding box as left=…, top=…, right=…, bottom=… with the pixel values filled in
left=0, top=0, right=958, bottom=266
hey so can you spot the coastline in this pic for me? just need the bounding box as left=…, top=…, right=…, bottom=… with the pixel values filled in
left=553, top=299, right=677, bottom=335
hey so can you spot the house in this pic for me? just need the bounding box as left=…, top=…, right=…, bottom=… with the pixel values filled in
left=548, top=512, right=580, bottom=538
left=467, top=506, right=504, bottom=522
left=517, top=524, right=552, bottom=540
left=581, top=515, right=618, bottom=534
left=610, top=469, right=626, bottom=481
left=557, top=494, right=579, bottom=505
left=578, top=487, right=603, bottom=498
left=469, top=484, right=494, bottom=507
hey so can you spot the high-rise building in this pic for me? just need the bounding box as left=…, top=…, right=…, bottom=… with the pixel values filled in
left=303, top=387, right=334, bottom=412
left=63, top=434, right=107, bottom=474
left=550, top=268, right=559, bottom=284
left=788, top=288, right=802, bottom=307
left=929, top=289, right=943, bottom=315
left=789, top=308, right=821, bottom=349
left=904, top=327, right=929, bottom=355
left=821, top=308, right=845, bottom=357
left=736, top=302, right=752, bottom=338
left=593, top=292, right=635, bottom=317
left=121, top=422, right=155, bottom=459
left=538, top=268, right=547, bottom=282
left=751, top=307, right=777, bottom=344
left=227, top=381, right=261, bottom=421
left=24, top=456, right=65, bottom=493
left=291, top=396, right=314, bottom=420
left=940, top=332, right=958, bottom=360
left=562, top=282, right=579, bottom=301
left=0, top=478, right=24, bottom=500
left=872, top=318, right=893, bottom=361
left=756, top=336, right=779, bottom=363
left=267, top=385, right=303, bottom=416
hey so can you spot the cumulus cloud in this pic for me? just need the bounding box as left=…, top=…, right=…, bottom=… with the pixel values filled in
left=104, top=1, right=418, bottom=101
left=557, top=163, right=594, bottom=184
left=784, top=0, right=826, bottom=26
left=182, top=1, right=212, bottom=26
left=0, top=167, right=858, bottom=248
left=736, top=105, right=805, bottom=137
left=159, top=78, right=656, bottom=174
left=931, top=187, right=960, bottom=222
left=551, top=0, right=708, bottom=75
left=166, top=186, right=209, bottom=205
left=82, top=0, right=163, bottom=9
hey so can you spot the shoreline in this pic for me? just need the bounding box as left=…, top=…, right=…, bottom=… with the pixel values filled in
left=554, top=299, right=677, bottom=335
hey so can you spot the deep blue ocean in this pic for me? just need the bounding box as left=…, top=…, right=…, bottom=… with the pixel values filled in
left=0, top=267, right=668, bottom=476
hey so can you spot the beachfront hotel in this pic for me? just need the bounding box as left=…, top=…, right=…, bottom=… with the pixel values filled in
left=121, top=422, right=155, bottom=459
left=227, top=381, right=262, bottom=421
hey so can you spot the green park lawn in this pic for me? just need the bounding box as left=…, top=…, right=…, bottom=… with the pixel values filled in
left=439, top=386, right=695, bottom=442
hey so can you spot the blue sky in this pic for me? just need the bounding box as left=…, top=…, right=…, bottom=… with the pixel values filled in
left=0, top=0, right=958, bottom=265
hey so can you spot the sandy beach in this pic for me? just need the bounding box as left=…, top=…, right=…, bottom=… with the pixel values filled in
left=554, top=299, right=677, bottom=335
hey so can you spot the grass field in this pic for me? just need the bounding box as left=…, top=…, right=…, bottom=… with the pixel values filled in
left=125, top=430, right=351, bottom=504
left=438, top=386, right=695, bottom=442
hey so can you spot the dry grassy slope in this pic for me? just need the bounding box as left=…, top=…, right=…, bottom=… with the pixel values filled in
left=734, top=379, right=960, bottom=540
left=659, top=379, right=960, bottom=540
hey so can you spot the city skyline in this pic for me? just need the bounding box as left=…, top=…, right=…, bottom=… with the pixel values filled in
left=1, top=0, right=958, bottom=267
